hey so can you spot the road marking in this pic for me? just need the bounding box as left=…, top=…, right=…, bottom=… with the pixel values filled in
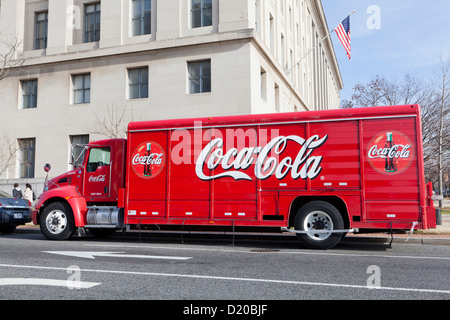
left=43, top=251, right=192, bottom=260
left=85, top=244, right=450, bottom=261
left=0, top=263, right=449, bottom=295
left=0, top=278, right=100, bottom=289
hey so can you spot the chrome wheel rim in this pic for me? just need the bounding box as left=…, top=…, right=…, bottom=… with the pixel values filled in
left=303, top=211, right=334, bottom=241
left=45, top=210, right=67, bottom=235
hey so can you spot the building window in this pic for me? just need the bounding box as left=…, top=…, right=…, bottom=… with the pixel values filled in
left=191, top=0, right=212, bottom=28
left=35, top=12, right=48, bottom=49
left=274, top=83, right=280, bottom=112
left=72, top=74, right=91, bottom=104
left=128, top=67, right=148, bottom=99
left=188, top=60, right=211, bottom=94
left=132, top=0, right=151, bottom=36
left=85, top=3, right=101, bottom=43
left=21, top=80, right=38, bottom=109
left=260, top=67, right=267, bottom=100
left=279, top=0, right=284, bottom=14
left=269, top=13, right=274, bottom=53
left=18, top=138, right=36, bottom=179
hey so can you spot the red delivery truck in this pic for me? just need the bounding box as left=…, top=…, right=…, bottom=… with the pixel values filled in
left=32, top=105, right=436, bottom=249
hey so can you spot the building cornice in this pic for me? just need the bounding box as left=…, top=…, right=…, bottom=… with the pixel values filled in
left=17, top=29, right=256, bottom=69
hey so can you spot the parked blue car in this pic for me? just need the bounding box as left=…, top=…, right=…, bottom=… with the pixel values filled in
left=0, top=190, right=32, bottom=234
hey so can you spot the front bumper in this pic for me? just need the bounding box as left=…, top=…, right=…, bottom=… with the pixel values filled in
left=32, top=208, right=39, bottom=225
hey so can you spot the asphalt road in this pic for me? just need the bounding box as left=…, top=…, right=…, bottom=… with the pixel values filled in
left=0, top=228, right=449, bottom=305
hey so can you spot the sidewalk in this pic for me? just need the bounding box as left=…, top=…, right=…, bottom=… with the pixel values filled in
left=346, top=214, right=450, bottom=245
left=416, top=214, right=450, bottom=236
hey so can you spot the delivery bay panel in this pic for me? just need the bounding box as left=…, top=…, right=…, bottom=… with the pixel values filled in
left=258, top=123, right=307, bottom=190
left=309, top=120, right=361, bottom=190
left=169, top=128, right=211, bottom=201
left=127, top=131, right=168, bottom=201
left=363, top=118, right=419, bottom=201
left=210, top=126, right=258, bottom=201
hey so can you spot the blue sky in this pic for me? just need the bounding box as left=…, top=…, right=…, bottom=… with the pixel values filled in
left=321, top=0, right=450, bottom=103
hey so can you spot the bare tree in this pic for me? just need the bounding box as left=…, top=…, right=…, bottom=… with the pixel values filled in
left=0, top=37, right=27, bottom=177
left=85, top=104, right=128, bottom=139
left=341, top=71, right=449, bottom=191
left=341, top=75, right=388, bottom=108
left=341, top=74, right=430, bottom=109
left=431, top=55, right=450, bottom=205
left=0, top=37, right=26, bottom=81
left=0, top=133, right=20, bottom=178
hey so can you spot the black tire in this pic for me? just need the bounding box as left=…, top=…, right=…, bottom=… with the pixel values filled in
left=39, top=202, right=76, bottom=240
left=294, top=201, right=344, bottom=249
left=0, top=224, right=17, bottom=234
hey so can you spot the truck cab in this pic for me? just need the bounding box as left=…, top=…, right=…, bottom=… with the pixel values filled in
left=33, top=139, right=127, bottom=240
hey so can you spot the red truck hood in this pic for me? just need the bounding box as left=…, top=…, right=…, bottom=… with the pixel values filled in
left=46, top=170, right=77, bottom=191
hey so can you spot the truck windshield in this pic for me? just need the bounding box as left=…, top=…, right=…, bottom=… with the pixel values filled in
left=86, top=147, right=111, bottom=172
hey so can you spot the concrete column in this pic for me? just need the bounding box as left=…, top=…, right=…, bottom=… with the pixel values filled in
left=100, top=0, right=123, bottom=47
left=0, top=0, right=26, bottom=55
left=47, top=0, right=75, bottom=54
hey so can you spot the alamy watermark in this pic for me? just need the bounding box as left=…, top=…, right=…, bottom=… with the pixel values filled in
left=367, top=5, right=381, bottom=30
left=66, top=265, right=82, bottom=290
left=366, top=265, right=381, bottom=289
left=66, top=5, right=82, bottom=30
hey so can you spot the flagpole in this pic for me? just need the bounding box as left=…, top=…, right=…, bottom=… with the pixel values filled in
left=287, top=9, right=356, bottom=74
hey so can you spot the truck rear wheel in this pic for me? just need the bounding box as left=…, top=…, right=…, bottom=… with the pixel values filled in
left=40, top=202, right=75, bottom=240
left=294, top=201, right=344, bottom=249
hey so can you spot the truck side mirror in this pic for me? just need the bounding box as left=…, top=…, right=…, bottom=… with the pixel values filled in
left=44, top=163, right=52, bottom=173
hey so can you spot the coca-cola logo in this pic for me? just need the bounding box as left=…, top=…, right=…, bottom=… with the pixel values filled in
left=196, top=135, right=328, bottom=181
left=131, top=141, right=166, bottom=179
left=367, top=130, right=414, bottom=175
left=88, top=175, right=106, bottom=183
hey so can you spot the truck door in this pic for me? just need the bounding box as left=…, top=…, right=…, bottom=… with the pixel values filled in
left=84, top=147, right=111, bottom=200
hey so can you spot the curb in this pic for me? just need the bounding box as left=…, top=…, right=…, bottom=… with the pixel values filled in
left=343, top=235, right=450, bottom=246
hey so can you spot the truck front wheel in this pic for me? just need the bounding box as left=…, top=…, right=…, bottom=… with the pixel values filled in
left=294, top=201, right=344, bottom=249
left=40, top=202, right=76, bottom=240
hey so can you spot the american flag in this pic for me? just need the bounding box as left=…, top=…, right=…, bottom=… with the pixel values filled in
left=335, top=16, right=351, bottom=59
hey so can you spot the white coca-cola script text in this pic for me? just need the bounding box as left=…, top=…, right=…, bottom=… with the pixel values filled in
left=196, top=135, right=328, bottom=181
left=132, top=153, right=165, bottom=166
left=88, top=175, right=106, bottom=183
left=368, top=144, right=411, bottom=159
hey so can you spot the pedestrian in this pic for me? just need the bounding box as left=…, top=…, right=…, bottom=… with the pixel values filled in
left=12, top=183, right=23, bottom=198
left=24, top=183, right=36, bottom=203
